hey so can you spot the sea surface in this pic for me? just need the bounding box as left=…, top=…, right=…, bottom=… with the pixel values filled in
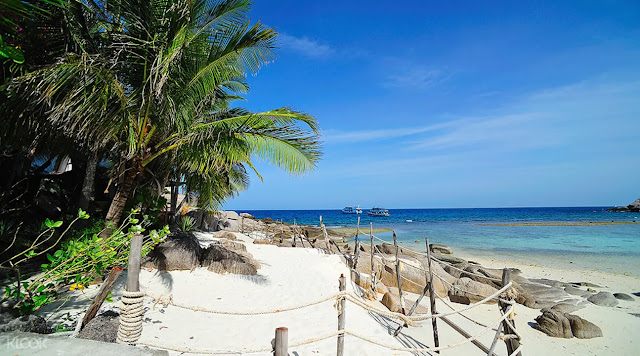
left=241, top=207, right=640, bottom=275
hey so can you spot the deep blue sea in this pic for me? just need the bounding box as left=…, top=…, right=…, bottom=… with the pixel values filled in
left=241, top=207, right=640, bottom=274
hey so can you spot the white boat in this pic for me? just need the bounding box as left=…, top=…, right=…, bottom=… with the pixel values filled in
left=367, top=207, right=390, bottom=217
left=342, top=206, right=362, bottom=214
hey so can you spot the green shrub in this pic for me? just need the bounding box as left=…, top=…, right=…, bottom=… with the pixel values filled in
left=177, top=215, right=196, bottom=232
left=1, top=209, right=169, bottom=314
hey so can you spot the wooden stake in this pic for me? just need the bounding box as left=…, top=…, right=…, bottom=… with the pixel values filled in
left=426, top=237, right=440, bottom=352
left=274, top=327, right=288, bottom=356
left=353, top=216, right=360, bottom=269
left=126, top=234, right=143, bottom=292
left=370, top=222, right=376, bottom=293
left=501, top=268, right=522, bottom=356
left=337, top=274, right=346, bottom=356
left=320, top=216, right=331, bottom=251
left=392, top=231, right=407, bottom=316
left=81, top=267, right=123, bottom=329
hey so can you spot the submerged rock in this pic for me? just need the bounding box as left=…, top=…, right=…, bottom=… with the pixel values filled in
left=587, top=291, right=619, bottom=307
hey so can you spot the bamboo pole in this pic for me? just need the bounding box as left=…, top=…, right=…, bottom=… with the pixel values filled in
left=426, top=237, right=440, bottom=352
left=320, top=216, right=331, bottom=251
left=392, top=231, right=407, bottom=316
left=337, top=274, right=346, bottom=356
left=274, top=327, right=288, bottom=356
left=501, top=268, right=522, bottom=356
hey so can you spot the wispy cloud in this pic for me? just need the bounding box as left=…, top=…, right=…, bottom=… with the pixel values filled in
left=323, top=121, right=454, bottom=144
left=279, top=33, right=334, bottom=58
left=385, top=66, right=446, bottom=89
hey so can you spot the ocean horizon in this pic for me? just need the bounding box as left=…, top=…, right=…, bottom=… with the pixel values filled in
left=239, top=206, right=640, bottom=275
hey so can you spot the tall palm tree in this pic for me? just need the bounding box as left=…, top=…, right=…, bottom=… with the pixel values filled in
left=3, top=0, right=321, bottom=235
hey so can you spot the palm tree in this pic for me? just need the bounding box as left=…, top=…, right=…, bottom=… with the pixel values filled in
left=3, top=0, right=321, bottom=235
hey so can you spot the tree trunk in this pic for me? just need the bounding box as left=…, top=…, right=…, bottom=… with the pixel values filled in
left=79, top=151, right=98, bottom=212
left=99, top=173, right=136, bottom=238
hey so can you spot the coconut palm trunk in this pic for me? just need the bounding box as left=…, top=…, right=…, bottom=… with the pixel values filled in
left=79, top=151, right=97, bottom=211
left=99, top=171, right=137, bottom=238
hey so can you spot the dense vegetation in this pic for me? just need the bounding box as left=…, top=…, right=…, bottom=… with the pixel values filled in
left=0, top=0, right=322, bottom=314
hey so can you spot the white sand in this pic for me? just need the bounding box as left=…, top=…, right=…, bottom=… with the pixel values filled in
left=40, top=232, right=640, bottom=355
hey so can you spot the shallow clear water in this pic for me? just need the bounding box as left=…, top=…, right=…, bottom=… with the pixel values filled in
left=241, top=207, right=640, bottom=274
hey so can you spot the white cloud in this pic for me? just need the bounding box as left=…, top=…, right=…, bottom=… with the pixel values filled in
left=385, top=67, right=445, bottom=89
left=279, top=33, right=334, bottom=58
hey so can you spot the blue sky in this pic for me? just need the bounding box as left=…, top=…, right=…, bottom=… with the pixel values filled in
left=223, top=0, right=640, bottom=210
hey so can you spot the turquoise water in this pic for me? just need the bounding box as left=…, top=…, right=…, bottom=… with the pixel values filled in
left=242, top=207, right=640, bottom=274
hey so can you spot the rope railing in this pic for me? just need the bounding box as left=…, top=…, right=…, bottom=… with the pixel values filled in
left=123, top=218, right=521, bottom=356
left=135, top=304, right=515, bottom=355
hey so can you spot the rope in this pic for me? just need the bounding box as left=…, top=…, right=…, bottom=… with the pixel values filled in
left=146, top=291, right=350, bottom=315
left=117, top=290, right=145, bottom=344
left=136, top=305, right=515, bottom=355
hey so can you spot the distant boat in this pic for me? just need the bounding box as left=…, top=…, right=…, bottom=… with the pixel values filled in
left=342, top=206, right=362, bottom=214
left=367, top=207, right=390, bottom=217
left=406, top=220, right=412, bottom=222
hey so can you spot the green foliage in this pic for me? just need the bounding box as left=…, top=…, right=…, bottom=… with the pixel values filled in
left=53, top=324, right=69, bottom=333
left=177, top=215, right=196, bottom=233
left=1, top=209, right=169, bottom=314
left=124, top=186, right=168, bottom=227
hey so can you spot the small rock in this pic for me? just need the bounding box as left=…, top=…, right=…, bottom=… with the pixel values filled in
left=430, top=243, right=453, bottom=255
left=79, top=311, right=119, bottom=343
left=587, top=291, right=619, bottom=307
left=572, top=282, right=602, bottom=288
left=613, top=293, right=634, bottom=301
left=0, top=314, right=52, bottom=334
left=240, top=213, right=255, bottom=219
left=211, top=231, right=237, bottom=240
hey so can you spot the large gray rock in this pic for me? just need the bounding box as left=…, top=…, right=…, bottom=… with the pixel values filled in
left=564, top=285, right=592, bottom=297
left=143, top=232, right=202, bottom=270
left=587, top=292, right=619, bottom=307
left=202, top=242, right=259, bottom=275
left=78, top=311, right=119, bottom=343
left=550, top=302, right=585, bottom=314
left=0, top=313, right=52, bottom=334
left=534, top=309, right=602, bottom=339
left=534, top=309, right=573, bottom=338
left=448, top=277, right=498, bottom=304
left=565, top=313, right=603, bottom=339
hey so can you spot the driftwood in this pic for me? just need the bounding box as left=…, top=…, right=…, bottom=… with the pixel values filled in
left=81, top=267, right=123, bottom=329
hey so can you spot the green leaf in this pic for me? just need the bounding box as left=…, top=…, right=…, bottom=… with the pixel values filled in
left=46, top=253, right=54, bottom=262
left=45, top=219, right=53, bottom=228
left=52, top=221, right=63, bottom=228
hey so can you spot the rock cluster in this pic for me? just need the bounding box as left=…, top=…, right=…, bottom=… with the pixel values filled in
left=608, top=197, right=640, bottom=212
left=534, top=308, right=602, bottom=339
left=144, top=232, right=259, bottom=275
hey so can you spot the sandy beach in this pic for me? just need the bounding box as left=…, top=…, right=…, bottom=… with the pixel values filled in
left=35, top=229, right=640, bottom=356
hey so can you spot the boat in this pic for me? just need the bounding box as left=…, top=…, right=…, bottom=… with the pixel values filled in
left=341, top=206, right=362, bottom=214
left=367, top=207, right=390, bottom=217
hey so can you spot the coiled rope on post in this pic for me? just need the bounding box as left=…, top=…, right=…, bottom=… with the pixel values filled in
left=116, top=290, right=145, bottom=344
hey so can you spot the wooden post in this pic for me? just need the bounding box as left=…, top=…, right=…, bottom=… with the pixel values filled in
left=274, top=327, right=288, bottom=356
left=126, top=234, right=143, bottom=292
left=501, top=268, right=522, bottom=356
left=320, top=216, right=331, bottom=251
left=426, top=237, right=440, bottom=352
left=369, top=222, right=376, bottom=293
left=353, top=217, right=360, bottom=269
left=81, top=267, right=123, bottom=329
left=392, top=231, right=407, bottom=315
left=337, top=274, right=346, bottom=356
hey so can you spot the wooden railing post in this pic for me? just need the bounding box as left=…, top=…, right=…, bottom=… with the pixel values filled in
left=274, top=327, right=288, bottom=356
left=353, top=217, right=360, bottom=269
left=369, top=222, right=376, bottom=293
left=337, top=274, right=346, bottom=356
left=501, top=268, right=522, bottom=356
left=425, top=237, right=440, bottom=352
left=392, top=231, right=407, bottom=315
left=126, top=234, right=143, bottom=292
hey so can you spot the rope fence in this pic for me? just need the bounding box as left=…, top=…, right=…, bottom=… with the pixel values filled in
left=111, top=216, right=522, bottom=356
